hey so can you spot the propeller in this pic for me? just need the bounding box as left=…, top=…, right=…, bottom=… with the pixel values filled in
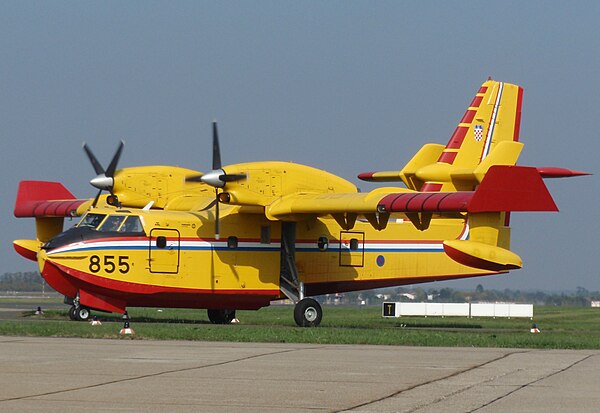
left=83, top=141, right=124, bottom=207
left=186, top=121, right=246, bottom=239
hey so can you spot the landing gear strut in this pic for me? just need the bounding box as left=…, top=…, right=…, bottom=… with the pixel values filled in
left=294, top=298, right=323, bottom=327
left=207, top=309, right=236, bottom=324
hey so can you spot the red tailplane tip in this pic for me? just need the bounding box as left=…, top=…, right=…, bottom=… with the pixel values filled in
left=536, top=167, right=591, bottom=178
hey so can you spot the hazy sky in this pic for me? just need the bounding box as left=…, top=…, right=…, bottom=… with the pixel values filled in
left=1, top=1, right=598, bottom=292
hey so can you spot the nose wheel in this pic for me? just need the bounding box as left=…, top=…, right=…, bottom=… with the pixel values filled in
left=294, top=298, right=322, bottom=327
left=69, top=305, right=91, bottom=321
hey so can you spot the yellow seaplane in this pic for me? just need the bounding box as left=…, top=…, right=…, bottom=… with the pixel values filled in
left=13, top=79, right=587, bottom=326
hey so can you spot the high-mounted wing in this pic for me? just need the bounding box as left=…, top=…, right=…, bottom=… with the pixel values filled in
left=265, top=166, right=558, bottom=225
left=14, top=181, right=89, bottom=218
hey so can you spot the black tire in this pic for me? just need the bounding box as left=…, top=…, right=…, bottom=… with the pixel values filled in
left=75, top=307, right=90, bottom=321
left=68, top=306, right=78, bottom=321
left=207, top=309, right=236, bottom=324
left=294, top=298, right=322, bottom=327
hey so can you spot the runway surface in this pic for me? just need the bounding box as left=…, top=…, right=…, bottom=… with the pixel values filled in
left=0, top=336, right=598, bottom=412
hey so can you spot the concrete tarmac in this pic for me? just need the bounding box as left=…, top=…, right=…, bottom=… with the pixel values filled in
left=0, top=336, right=598, bottom=412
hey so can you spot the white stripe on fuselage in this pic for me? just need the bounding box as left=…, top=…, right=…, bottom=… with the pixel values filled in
left=47, top=223, right=470, bottom=256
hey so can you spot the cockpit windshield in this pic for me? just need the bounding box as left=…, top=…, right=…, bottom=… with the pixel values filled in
left=77, top=213, right=106, bottom=229
left=77, top=212, right=145, bottom=234
left=98, top=215, right=126, bottom=232
left=119, top=216, right=144, bottom=233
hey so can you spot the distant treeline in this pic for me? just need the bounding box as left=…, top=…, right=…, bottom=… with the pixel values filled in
left=338, top=285, right=600, bottom=307
left=2, top=272, right=600, bottom=307
left=1, top=272, right=46, bottom=292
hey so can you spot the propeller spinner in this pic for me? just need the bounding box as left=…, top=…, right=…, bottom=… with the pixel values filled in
left=186, top=121, right=246, bottom=239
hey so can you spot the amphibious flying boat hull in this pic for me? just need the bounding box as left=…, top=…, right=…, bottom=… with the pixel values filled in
left=37, top=249, right=279, bottom=313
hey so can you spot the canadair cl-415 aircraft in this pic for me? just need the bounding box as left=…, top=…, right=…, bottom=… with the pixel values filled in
left=14, top=79, right=588, bottom=326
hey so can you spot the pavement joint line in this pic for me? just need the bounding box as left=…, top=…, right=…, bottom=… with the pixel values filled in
left=402, top=360, right=530, bottom=413
left=336, top=349, right=531, bottom=413
left=468, top=353, right=596, bottom=412
left=0, top=344, right=318, bottom=403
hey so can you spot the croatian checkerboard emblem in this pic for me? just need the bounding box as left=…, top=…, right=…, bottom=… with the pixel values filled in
left=474, top=124, right=483, bottom=141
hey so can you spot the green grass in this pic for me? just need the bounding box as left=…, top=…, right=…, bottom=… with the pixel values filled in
left=2, top=300, right=600, bottom=349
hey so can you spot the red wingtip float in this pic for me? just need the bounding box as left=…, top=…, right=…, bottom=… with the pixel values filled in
left=14, top=79, right=588, bottom=326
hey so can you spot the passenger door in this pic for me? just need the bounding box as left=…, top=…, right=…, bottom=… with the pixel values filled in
left=149, top=228, right=180, bottom=273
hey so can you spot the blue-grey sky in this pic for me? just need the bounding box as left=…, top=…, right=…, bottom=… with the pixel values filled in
left=1, top=1, right=598, bottom=292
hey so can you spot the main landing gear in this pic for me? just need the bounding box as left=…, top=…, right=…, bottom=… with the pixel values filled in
left=207, top=309, right=237, bottom=324
left=294, top=298, right=322, bottom=327
left=279, top=222, right=324, bottom=327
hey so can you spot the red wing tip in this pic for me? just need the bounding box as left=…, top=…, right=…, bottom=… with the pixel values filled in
left=536, top=167, right=592, bottom=178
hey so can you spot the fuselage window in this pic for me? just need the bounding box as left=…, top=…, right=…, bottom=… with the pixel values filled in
left=156, top=236, right=167, bottom=249
left=349, top=238, right=359, bottom=251
left=98, top=215, right=126, bottom=232
left=227, top=236, right=238, bottom=249
left=317, top=236, right=329, bottom=251
left=119, top=216, right=145, bottom=234
left=77, top=213, right=107, bottom=229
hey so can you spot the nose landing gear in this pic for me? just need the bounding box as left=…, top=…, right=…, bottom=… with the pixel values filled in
left=68, top=305, right=91, bottom=321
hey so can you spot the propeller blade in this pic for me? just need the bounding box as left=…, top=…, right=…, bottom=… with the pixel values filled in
left=219, top=173, right=246, bottom=183
left=106, top=141, right=125, bottom=177
left=83, top=143, right=105, bottom=175
left=212, top=121, right=222, bottom=171
left=214, top=187, right=220, bottom=240
left=185, top=174, right=204, bottom=183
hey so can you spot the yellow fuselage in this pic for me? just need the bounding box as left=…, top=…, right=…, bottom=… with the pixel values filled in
left=38, top=203, right=488, bottom=313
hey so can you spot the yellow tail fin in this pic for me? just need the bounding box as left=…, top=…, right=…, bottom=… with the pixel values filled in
left=359, top=79, right=524, bottom=192
left=421, top=79, right=523, bottom=191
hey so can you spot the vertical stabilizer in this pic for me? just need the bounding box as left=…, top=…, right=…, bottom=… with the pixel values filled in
left=420, top=79, right=523, bottom=191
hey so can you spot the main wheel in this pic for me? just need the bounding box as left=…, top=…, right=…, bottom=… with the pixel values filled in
left=294, top=298, right=322, bottom=327
left=75, top=307, right=90, bottom=321
left=207, top=309, right=236, bottom=324
left=68, top=306, right=78, bottom=321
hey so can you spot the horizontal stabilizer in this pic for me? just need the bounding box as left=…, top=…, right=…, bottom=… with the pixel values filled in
left=358, top=144, right=444, bottom=190
left=378, top=165, right=558, bottom=214
left=14, top=181, right=87, bottom=218
left=468, top=165, right=557, bottom=212
left=357, top=171, right=403, bottom=182
left=443, top=240, right=522, bottom=271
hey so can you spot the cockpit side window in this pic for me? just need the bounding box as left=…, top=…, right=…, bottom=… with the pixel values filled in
left=77, top=213, right=107, bottom=229
left=98, top=215, right=126, bottom=232
left=119, top=216, right=145, bottom=234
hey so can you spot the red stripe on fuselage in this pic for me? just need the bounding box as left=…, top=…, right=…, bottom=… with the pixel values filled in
left=41, top=259, right=279, bottom=311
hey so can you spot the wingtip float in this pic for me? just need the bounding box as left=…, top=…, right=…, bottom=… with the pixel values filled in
left=13, top=79, right=588, bottom=326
